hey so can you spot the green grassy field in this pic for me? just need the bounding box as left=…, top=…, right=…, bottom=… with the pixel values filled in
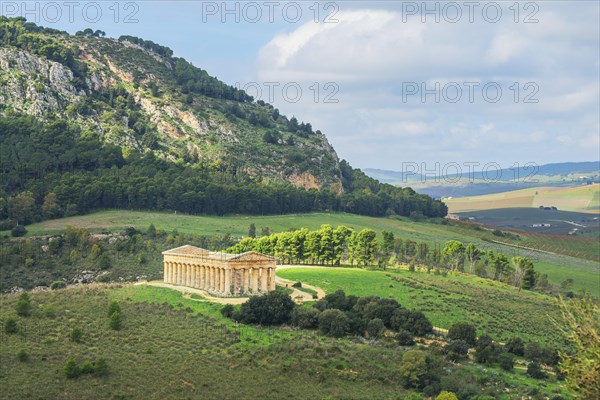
left=18, top=210, right=599, bottom=294
left=278, top=267, right=567, bottom=348
left=445, top=184, right=600, bottom=214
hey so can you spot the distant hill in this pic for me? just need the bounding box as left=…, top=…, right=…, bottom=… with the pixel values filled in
left=365, top=161, right=600, bottom=198
left=444, top=184, right=600, bottom=214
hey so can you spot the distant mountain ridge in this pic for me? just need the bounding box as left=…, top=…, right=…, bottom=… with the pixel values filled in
left=365, top=161, right=600, bottom=184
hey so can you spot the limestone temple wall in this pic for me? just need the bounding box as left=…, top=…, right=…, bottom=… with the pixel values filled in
left=162, top=245, right=277, bottom=296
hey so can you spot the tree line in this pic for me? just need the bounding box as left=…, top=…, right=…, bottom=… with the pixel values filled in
left=0, top=114, right=446, bottom=229
left=229, top=225, right=545, bottom=292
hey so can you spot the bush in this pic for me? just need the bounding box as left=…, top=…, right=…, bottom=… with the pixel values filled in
left=107, top=300, right=121, bottom=317
left=292, top=282, right=302, bottom=288
left=436, top=391, right=458, bottom=400
left=318, top=309, right=349, bottom=337
left=15, top=293, right=32, bottom=316
left=396, top=329, right=415, bottom=346
left=11, top=225, right=27, bottom=237
left=220, top=304, right=234, bottom=318
left=366, top=318, right=385, bottom=339
left=390, top=309, right=433, bottom=336
left=291, top=306, right=320, bottom=329
left=64, top=358, right=80, bottom=379
left=69, top=327, right=83, bottom=343
left=109, top=311, right=122, bottom=330
left=447, top=323, right=477, bottom=346
left=16, top=349, right=29, bottom=362
left=505, top=337, right=525, bottom=356
left=444, top=340, right=470, bottom=361
left=238, top=291, right=295, bottom=325
left=527, top=361, right=547, bottom=379
left=81, top=360, right=95, bottom=374
left=498, top=353, right=514, bottom=371
left=50, top=281, right=67, bottom=290
left=4, top=317, right=17, bottom=334
left=98, top=253, right=111, bottom=270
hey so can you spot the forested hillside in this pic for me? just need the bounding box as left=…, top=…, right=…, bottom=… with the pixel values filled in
left=0, top=17, right=446, bottom=227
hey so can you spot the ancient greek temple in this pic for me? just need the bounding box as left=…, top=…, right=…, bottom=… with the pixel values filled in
left=162, top=245, right=277, bottom=296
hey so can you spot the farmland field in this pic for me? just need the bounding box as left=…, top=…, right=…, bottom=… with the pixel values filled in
left=445, top=184, right=600, bottom=214
left=455, top=207, right=600, bottom=235
left=277, top=267, right=567, bottom=347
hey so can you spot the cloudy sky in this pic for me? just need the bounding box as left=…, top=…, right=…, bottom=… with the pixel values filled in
left=4, top=1, right=599, bottom=171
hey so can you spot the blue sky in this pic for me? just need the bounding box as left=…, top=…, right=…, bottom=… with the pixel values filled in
left=2, top=1, right=599, bottom=171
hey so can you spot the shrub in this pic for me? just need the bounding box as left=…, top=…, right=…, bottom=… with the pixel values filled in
left=107, top=300, right=121, bottom=317
left=16, top=349, right=29, bottom=362
left=98, top=253, right=111, bottom=270
left=220, top=304, right=234, bottom=318
left=291, top=306, right=320, bottom=329
left=524, top=341, right=552, bottom=362
left=109, top=311, right=122, bottom=330
left=399, top=350, right=428, bottom=389
left=390, top=309, right=432, bottom=336
left=318, top=309, right=349, bottom=337
left=396, top=329, right=415, bottom=346
left=69, top=327, right=83, bottom=343
left=366, top=318, right=385, bottom=339
left=444, top=340, right=470, bottom=361
left=447, top=323, right=477, bottom=346
left=505, top=337, right=525, bottom=356
left=80, top=360, right=95, bottom=374
left=15, top=293, right=32, bottom=316
left=498, top=353, right=514, bottom=371
left=11, top=225, right=27, bottom=237
left=4, top=317, right=17, bottom=334
left=64, top=358, right=80, bottom=379
left=527, top=361, right=547, bottom=379
left=292, top=282, right=302, bottom=288
left=50, top=281, right=67, bottom=290
left=238, top=291, right=295, bottom=325
left=436, top=391, right=458, bottom=400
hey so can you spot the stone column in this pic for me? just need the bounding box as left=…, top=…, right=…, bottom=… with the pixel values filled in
left=241, top=269, right=248, bottom=294
left=211, top=267, right=216, bottom=291
left=200, top=266, right=205, bottom=289
left=251, top=268, right=259, bottom=293
left=224, top=268, right=231, bottom=296
left=169, top=262, right=174, bottom=284
left=163, top=262, right=168, bottom=282
left=269, top=268, right=276, bottom=291
left=175, top=263, right=180, bottom=285
left=260, top=268, right=268, bottom=292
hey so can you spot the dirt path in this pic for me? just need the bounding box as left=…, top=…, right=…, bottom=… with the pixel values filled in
left=137, top=266, right=326, bottom=305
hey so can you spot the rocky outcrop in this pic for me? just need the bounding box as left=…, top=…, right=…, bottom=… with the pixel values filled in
left=0, top=48, right=83, bottom=116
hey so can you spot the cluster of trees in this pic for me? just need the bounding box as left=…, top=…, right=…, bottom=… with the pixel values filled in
left=228, top=225, right=381, bottom=266
left=443, top=322, right=560, bottom=380
left=75, top=28, right=105, bottom=37
left=439, top=240, right=540, bottom=291
left=223, top=289, right=432, bottom=342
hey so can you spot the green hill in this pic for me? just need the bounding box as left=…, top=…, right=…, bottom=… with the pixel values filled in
left=0, top=17, right=447, bottom=228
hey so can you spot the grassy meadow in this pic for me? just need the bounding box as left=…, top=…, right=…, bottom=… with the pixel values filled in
left=0, top=283, right=571, bottom=399
left=278, top=267, right=568, bottom=348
